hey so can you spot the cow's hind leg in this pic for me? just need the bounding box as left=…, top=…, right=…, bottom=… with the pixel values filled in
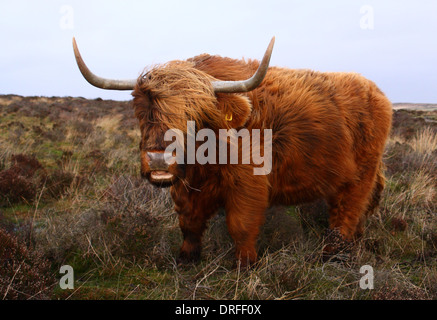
left=327, top=164, right=380, bottom=243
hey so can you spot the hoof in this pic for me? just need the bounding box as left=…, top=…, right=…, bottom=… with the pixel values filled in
left=177, top=249, right=201, bottom=265
left=234, top=258, right=257, bottom=271
left=321, top=228, right=353, bottom=261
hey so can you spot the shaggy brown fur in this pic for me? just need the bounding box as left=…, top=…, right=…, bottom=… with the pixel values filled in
left=132, top=53, right=392, bottom=266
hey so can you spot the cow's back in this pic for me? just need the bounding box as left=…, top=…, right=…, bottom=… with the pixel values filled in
left=192, top=55, right=392, bottom=205
left=250, top=68, right=392, bottom=205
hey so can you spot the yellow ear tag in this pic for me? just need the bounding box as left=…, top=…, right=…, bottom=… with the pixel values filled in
left=225, top=113, right=233, bottom=122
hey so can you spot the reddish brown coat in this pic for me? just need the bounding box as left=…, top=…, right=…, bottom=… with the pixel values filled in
left=133, top=54, right=392, bottom=266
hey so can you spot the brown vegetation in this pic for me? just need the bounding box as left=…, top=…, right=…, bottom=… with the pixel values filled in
left=0, top=94, right=435, bottom=300
left=0, top=227, right=55, bottom=299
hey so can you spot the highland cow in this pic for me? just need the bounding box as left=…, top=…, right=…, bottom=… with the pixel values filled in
left=73, top=37, right=392, bottom=266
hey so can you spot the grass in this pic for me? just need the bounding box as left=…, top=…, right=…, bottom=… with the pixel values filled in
left=0, top=94, right=436, bottom=300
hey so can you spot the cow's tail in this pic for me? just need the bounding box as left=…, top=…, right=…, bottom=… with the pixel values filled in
left=356, top=162, right=386, bottom=237
left=367, top=162, right=386, bottom=217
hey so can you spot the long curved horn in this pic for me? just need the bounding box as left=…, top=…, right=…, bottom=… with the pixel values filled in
left=212, top=37, right=275, bottom=93
left=72, top=37, right=137, bottom=90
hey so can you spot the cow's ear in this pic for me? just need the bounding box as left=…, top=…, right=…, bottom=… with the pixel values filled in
left=215, top=94, right=252, bottom=128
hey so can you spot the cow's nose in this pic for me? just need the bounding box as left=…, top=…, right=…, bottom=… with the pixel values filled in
left=147, top=151, right=172, bottom=171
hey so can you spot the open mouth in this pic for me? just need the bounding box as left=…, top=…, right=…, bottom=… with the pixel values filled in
left=150, top=170, right=174, bottom=181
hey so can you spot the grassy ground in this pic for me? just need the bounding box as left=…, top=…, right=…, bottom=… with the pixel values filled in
left=0, top=94, right=436, bottom=300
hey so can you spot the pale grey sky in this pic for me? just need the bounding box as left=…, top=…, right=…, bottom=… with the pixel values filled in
left=1, top=0, right=436, bottom=103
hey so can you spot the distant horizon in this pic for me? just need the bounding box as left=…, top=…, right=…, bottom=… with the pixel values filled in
left=1, top=92, right=436, bottom=105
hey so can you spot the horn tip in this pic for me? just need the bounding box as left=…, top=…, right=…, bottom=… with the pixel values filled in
left=269, top=36, right=275, bottom=48
left=72, top=37, right=78, bottom=51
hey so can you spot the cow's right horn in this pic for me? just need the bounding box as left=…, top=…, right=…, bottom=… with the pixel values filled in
left=211, top=37, right=275, bottom=93
left=72, top=37, right=137, bottom=90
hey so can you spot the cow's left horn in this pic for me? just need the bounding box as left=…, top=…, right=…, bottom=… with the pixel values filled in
left=72, top=37, right=137, bottom=90
left=212, top=37, right=275, bottom=93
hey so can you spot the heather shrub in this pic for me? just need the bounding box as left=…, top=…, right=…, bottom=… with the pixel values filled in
left=0, top=154, right=45, bottom=206
left=0, top=228, right=55, bottom=300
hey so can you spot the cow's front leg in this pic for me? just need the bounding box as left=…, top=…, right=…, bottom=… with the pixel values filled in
left=172, top=188, right=218, bottom=264
left=177, top=209, right=214, bottom=264
left=225, top=174, right=269, bottom=268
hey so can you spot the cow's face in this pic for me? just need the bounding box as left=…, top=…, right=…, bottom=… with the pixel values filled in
left=132, top=61, right=220, bottom=187
left=132, top=61, right=257, bottom=187
left=132, top=87, right=183, bottom=188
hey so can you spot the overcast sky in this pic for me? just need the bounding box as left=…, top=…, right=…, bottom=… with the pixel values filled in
left=1, top=0, right=436, bottom=103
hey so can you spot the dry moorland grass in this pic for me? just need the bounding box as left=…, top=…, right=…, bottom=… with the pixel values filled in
left=0, top=95, right=436, bottom=300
